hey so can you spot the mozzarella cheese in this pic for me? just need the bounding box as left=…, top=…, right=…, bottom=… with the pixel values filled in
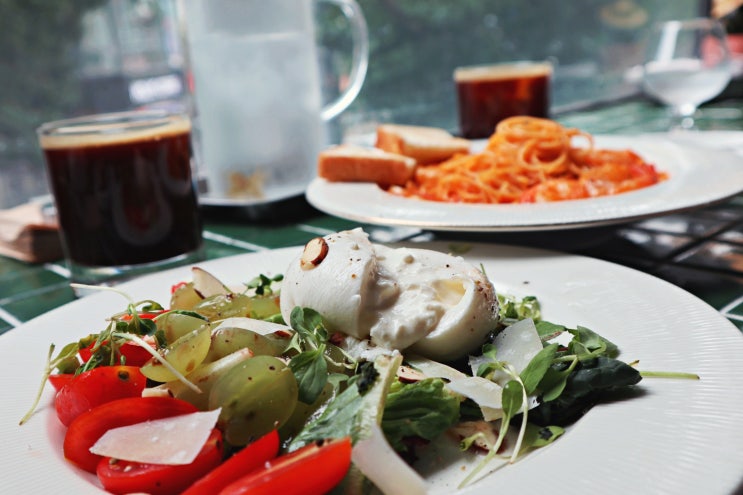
left=281, top=228, right=379, bottom=340
left=280, top=228, right=499, bottom=361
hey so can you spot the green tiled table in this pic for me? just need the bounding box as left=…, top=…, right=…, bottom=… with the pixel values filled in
left=1, top=97, right=742, bottom=334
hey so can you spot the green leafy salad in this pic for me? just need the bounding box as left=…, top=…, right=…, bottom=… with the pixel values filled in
left=25, top=273, right=666, bottom=494
left=23, top=230, right=698, bottom=494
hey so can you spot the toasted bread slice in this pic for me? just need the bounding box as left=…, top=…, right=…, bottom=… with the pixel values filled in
left=375, top=124, right=470, bottom=164
left=317, top=145, right=416, bottom=186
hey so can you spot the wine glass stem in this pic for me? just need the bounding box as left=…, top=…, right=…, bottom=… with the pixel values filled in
left=671, top=104, right=698, bottom=130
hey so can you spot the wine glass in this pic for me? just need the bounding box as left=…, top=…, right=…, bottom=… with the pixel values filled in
left=642, top=17, right=732, bottom=131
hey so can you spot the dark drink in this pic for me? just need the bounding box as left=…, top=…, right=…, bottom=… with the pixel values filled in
left=455, top=62, right=552, bottom=139
left=38, top=111, right=203, bottom=284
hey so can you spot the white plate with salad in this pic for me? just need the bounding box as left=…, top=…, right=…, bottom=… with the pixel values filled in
left=2, top=239, right=743, bottom=494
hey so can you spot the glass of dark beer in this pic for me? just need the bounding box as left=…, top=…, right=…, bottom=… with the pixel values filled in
left=37, top=110, right=204, bottom=287
left=454, top=61, right=552, bottom=139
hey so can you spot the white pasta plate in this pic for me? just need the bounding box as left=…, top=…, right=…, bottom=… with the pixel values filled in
left=306, top=133, right=743, bottom=232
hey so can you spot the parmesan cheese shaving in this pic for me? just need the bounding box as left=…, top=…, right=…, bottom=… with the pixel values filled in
left=485, top=318, right=543, bottom=386
left=352, top=423, right=427, bottom=495
left=89, top=409, right=221, bottom=465
left=447, top=376, right=504, bottom=421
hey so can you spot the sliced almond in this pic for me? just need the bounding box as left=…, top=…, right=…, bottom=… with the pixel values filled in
left=300, top=237, right=329, bottom=270
left=397, top=364, right=426, bottom=383
left=449, top=420, right=499, bottom=452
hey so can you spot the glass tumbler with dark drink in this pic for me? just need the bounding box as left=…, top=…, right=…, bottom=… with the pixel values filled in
left=454, top=61, right=552, bottom=139
left=37, top=110, right=204, bottom=286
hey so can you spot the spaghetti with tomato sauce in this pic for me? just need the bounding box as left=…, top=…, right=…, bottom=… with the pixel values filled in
left=388, top=116, right=667, bottom=203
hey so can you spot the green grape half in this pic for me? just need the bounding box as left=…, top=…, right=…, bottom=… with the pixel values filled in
left=169, top=282, right=203, bottom=311
left=156, top=311, right=209, bottom=343
left=140, top=323, right=211, bottom=382
left=192, top=293, right=255, bottom=321
left=144, top=348, right=254, bottom=410
left=278, top=382, right=335, bottom=442
left=206, top=325, right=292, bottom=362
left=209, top=355, right=298, bottom=446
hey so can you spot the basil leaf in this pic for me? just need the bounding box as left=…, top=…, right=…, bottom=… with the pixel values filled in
left=290, top=376, right=364, bottom=448
left=289, top=307, right=327, bottom=347
left=535, top=320, right=565, bottom=340
left=567, top=356, right=641, bottom=397
left=140, top=301, right=165, bottom=312
left=289, top=348, right=328, bottom=404
left=530, top=356, right=642, bottom=425
left=522, top=423, right=565, bottom=451
left=53, top=341, right=83, bottom=374
left=127, top=317, right=157, bottom=336
left=568, top=326, right=618, bottom=359
left=291, top=354, right=401, bottom=451
left=539, top=366, right=571, bottom=402
left=520, top=343, right=559, bottom=395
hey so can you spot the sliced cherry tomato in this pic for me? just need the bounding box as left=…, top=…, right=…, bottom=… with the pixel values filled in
left=55, top=365, right=146, bottom=427
left=79, top=337, right=156, bottom=367
left=97, top=428, right=224, bottom=495
left=78, top=340, right=101, bottom=363
left=48, top=373, right=74, bottom=392
left=120, top=310, right=169, bottom=321
left=64, top=397, right=198, bottom=473
left=118, top=339, right=157, bottom=367
left=218, top=437, right=352, bottom=495
left=182, top=430, right=279, bottom=495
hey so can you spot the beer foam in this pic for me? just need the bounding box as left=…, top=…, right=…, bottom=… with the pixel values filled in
left=454, top=62, right=552, bottom=82
left=38, top=113, right=191, bottom=149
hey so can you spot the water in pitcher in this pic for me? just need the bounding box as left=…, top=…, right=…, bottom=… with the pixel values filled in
left=185, top=0, right=326, bottom=202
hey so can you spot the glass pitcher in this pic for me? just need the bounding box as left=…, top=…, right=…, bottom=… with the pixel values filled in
left=180, top=0, right=368, bottom=204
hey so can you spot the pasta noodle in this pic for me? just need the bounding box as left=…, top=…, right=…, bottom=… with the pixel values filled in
left=388, top=116, right=666, bottom=203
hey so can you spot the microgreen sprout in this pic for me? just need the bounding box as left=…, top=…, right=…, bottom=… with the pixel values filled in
left=20, top=283, right=198, bottom=424
left=70, top=283, right=135, bottom=303
left=459, top=359, right=529, bottom=488
left=19, top=344, right=58, bottom=425
left=639, top=370, right=700, bottom=379
left=245, top=273, right=283, bottom=296
left=625, top=359, right=700, bottom=380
